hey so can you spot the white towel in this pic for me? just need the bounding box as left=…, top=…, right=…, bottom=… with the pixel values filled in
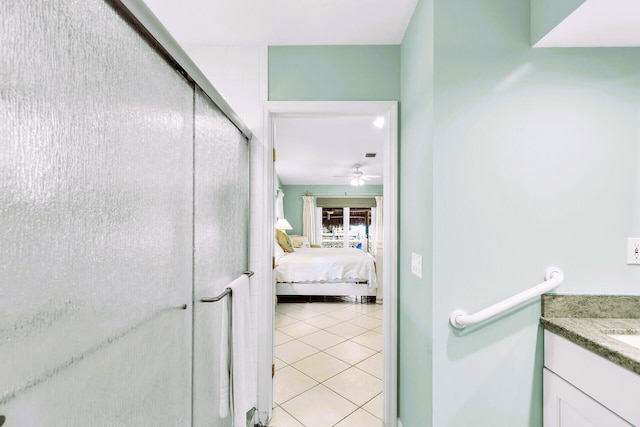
left=218, top=274, right=256, bottom=426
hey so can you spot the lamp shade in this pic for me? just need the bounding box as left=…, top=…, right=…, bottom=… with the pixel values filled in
left=275, top=218, right=293, bottom=230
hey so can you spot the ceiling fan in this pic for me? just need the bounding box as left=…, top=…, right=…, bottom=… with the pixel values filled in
left=333, top=164, right=380, bottom=186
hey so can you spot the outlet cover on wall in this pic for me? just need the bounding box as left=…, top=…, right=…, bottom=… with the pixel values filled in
left=627, top=238, right=640, bottom=265
left=411, top=252, right=422, bottom=278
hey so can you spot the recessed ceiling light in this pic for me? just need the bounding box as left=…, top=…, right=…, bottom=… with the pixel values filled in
left=373, top=117, right=385, bottom=129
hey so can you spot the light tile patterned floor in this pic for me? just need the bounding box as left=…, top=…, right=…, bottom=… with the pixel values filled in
left=269, top=299, right=384, bottom=427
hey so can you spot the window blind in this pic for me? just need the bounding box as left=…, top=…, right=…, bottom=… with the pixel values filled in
left=316, top=197, right=376, bottom=208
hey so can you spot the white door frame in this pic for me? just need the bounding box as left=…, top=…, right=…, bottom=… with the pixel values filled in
left=256, top=100, right=398, bottom=426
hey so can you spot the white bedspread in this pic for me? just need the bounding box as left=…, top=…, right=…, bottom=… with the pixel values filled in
left=275, top=247, right=377, bottom=287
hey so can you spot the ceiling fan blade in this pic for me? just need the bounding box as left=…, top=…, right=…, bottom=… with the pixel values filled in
left=332, top=166, right=380, bottom=179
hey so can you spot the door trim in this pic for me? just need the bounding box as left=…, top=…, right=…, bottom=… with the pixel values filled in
left=256, top=101, right=398, bottom=426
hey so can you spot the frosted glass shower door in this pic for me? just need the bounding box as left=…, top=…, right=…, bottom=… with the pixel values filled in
left=192, top=88, right=251, bottom=427
left=1, top=0, right=194, bottom=425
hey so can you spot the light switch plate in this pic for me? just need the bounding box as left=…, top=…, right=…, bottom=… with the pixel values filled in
left=627, top=238, right=640, bottom=265
left=411, top=252, right=422, bottom=278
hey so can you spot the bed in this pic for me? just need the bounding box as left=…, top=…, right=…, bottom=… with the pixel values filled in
left=274, top=246, right=377, bottom=298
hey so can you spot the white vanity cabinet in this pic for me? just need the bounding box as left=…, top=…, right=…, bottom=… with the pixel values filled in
left=543, top=369, right=631, bottom=426
left=543, top=331, right=640, bottom=426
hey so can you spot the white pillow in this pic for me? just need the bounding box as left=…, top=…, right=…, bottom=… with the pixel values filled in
left=274, top=239, right=285, bottom=261
left=291, top=235, right=309, bottom=248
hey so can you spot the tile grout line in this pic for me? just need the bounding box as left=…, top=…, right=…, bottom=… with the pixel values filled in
left=272, top=301, right=384, bottom=425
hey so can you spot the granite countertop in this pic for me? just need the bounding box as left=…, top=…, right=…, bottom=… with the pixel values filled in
left=540, top=295, right=640, bottom=375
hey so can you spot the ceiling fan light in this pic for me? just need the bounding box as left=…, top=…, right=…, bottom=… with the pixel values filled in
left=351, top=177, right=364, bottom=186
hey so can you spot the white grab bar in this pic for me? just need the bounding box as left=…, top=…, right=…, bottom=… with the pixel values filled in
left=449, top=266, right=564, bottom=329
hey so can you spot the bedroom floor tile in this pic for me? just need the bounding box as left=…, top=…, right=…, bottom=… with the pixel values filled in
left=277, top=321, right=320, bottom=339
left=275, top=313, right=299, bottom=328
left=274, top=356, right=286, bottom=371
left=275, top=340, right=319, bottom=364
left=268, top=406, right=304, bottom=427
left=279, top=307, right=320, bottom=320
left=348, top=314, right=383, bottom=330
left=325, top=308, right=363, bottom=321
left=274, top=330, right=295, bottom=346
left=323, top=367, right=382, bottom=407
left=335, top=408, right=384, bottom=427
left=298, top=329, right=346, bottom=350
left=304, top=302, right=348, bottom=314
left=281, top=385, right=357, bottom=427
left=274, top=366, right=318, bottom=404
left=351, top=330, right=383, bottom=352
left=362, top=393, right=383, bottom=419
left=355, top=352, right=383, bottom=379
left=325, top=322, right=368, bottom=339
left=343, top=303, right=383, bottom=314
left=301, top=313, right=344, bottom=329
left=367, top=309, right=384, bottom=320
left=276, top=303, right=305, bottom=314
left=273, top=301, right=383, bottom=425
left=292, top=352, right=350, bottom=382
left=324, top=340, right=377, bottom=365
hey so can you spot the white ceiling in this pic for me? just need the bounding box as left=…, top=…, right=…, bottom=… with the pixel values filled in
left=536, top=0, right=640, bottom=47
left=274, top=116, right=385, bottom=186
left=142, top=0, right=640, bottom=47
left=142, top=0, right=640, bottom=187
left=142, top=0, right=413, bottom=187
left=143, top=0, right=419, bottom=46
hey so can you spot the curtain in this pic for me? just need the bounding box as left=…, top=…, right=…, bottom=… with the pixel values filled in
left=374, top=195, right=384, bottom=255
left=302, top=195, right=316, bottom=245
left=276, top=189, right=285, bottom=221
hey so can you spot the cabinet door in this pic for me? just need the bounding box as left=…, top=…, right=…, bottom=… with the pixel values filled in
left=544, top=369, right=632, bottom=427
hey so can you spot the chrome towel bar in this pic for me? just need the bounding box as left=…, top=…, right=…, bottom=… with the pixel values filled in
left=450, top=266, right=564, bottom=329
left=201, top=288, right=231, bottom=303
left=200, top=271, right=253, bottom=303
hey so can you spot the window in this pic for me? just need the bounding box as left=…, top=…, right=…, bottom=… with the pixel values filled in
left=320, top=206, right=374, bottom=253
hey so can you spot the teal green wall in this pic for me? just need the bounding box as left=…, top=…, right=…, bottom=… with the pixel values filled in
left=425, top=0, right=639, bottom=426
left=398, top=0, right=434, bottom=425
left=268, top=45, right=400, bottom=101
left=280, top=185, right=383, bottom=235
left=268, top=12, right=640, bottom=424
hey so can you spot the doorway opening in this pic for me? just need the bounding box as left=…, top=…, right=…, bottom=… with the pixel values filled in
left=257, top=101, right=398, bottom=427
